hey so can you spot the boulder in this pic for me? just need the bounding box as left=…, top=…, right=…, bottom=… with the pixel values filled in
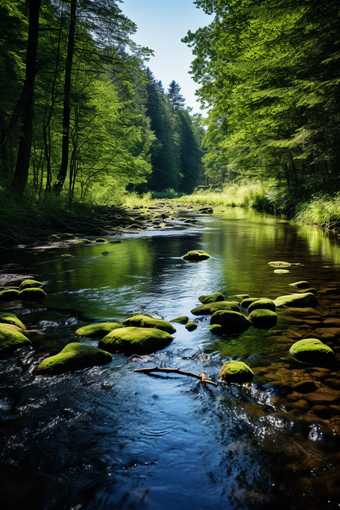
left=185, top=321, right=197, bottom=331
left=219, top=360, right=254, bottom=383
left=209, top=324, right=224, bottom=335
left=122, top=314, right=152, bottom=326
left=99, top=326, right=173, bottom=354
left=247, top=298, right=276, bottom=313
left=123, top=315, right=176, bottom=334
left=170, top=316, right=188, bottom=324
left=0, top=312, right=25, bottom=329
left=0, top=324, right=31, bottom=355
left=198, top=292, right=225, bottom=304
left=248, top=309, right=278, bottom=329
left=19, top=279, right=42, bottom=291
left=35, top=343, right=112, bottom=375
left=289, top=281, right=310, bottom=289
left=191, top=301, right=240, bottom=316
left=210, top=310, right=251, bottom=334
left=75, top=322, right=122, bottom=338
left=0, top=289, right=19, bottom=301
left=18, top=287, right=47, bottom=301
left=268, top=261, right=291, bottom=268
left=274, top=292, right=317, bottom=308
left=240, top=297, right=259, bottom=309
left=289, top=338, right=336, bottom=364
left=182, top=250, right=210, bottom=262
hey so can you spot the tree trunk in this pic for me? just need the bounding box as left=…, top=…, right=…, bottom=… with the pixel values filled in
left=53, top=0, right=77, bottom=195
left=10, top=0, right=41, bottom=195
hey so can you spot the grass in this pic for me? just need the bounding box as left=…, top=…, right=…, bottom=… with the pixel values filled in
left=295, top=194, right=340, bottom=225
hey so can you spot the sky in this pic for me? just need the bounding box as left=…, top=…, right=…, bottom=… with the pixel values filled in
left=120, top=0, right=212, bottom=114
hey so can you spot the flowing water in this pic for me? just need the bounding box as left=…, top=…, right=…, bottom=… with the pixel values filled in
left=1, top=208, right=340, bottom=510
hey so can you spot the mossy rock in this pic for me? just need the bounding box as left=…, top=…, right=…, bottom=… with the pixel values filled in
left=240, top=297, right=259, bottom=309
left=209, top=324, right=224, bottom=335
left=19, top=287, right=47, bottom=301
left=122, top=314, right=152, bottom=326
left=289, top=338, right=336, bottom=365
left=248, top=309, right=278, bottom=329
left=170, top=316, right=188, bottom=324
left=274, top=292, right=317, bottom=308
left=268, top=261, right=291, bottom=268
left=99, top=326, right=173, bottom=354
left=122, top=315, right=175, bottom=333
left=0, top=312, right=25, bottom=330
left=210, top=310, right=251, bottom=334
left=0, top=324, right=31, bottom=355
left=247, top=298, right=276, bottom=313
left=289, top=281, right=310, bottom=289
left=35, top=343, right=112, bottom=376
left=95, top=238, right=107, bottom=243
left=185, top=321, right=197, bottom=331
left=75, top=322, right=123, bottom=338
left=191, top=301, right=240, bottom=316
left=219, top=360, right=254, bottom=383
left=182, top=250, right=210, bottom=262
left=273, top=269, right=290, bottom=274
left=198, top=292, right=225, bottom=304
left=76, top=239, right=93, bottom=244
left=0, top=289, right=19, bottom=301
left=19, top=279, right=43, bottom=291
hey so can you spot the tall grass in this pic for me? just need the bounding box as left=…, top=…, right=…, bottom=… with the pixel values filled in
left=295, top=194, right=340, bottom=224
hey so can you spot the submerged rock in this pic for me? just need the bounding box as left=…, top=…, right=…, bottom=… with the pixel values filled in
left=191, top=301, right=240, bottom=316
left=18, top=287, right=47, bottom=301
left=0, top=289, right=19, bottom=301
left=274, top=292, right=317, bottom=308
left=19, top=279, right=42, bottom=291
left=99, top=326, right=173, bottom=354
left=268, top=261, right=291, bottom=268
left=0, top=312, right=25, bottom=330
left=123, top=315, right=176, bottom=334
left=182, top=250, right=211, bottom=262
left=0, top=324, right=31, bottom=355
left=198, top=292, right=225, bottom=304
left=249, top=309, right=278, bottom=329
left=185, top=321, right=197, bottom=331
left=219, top=360, right=254, bottom=383
left=36, top=342, right=112, bottom=375
left=170, top=316, right=188, bottom=324
left=289, top=338, right=336, bottom=365
left=247, top=298, right=276, bottom=313
left=75, top=322, right=122, bottom=338
left=289, top=281, right=310, bottom=289
left=210, top=310, right=251, bottom=334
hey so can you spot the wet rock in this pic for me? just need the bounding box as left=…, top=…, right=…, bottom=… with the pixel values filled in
left=249, top=309, right=277, bottom=329
left=324, top=378, right=340, bottom=390
left=209, top=324, right=223, bottom=335
left=289, top=281, right=311, bottom=289
left=123, top=315, right=176, bottom=334
left=0, top=324, right=31, bottom=355
left=122, top=314, right=152, bottom=326
left=19, top=279, right=43, bottom=290
left=191, top=301, right=240, bottom=315
left=182, top=250, right=211, bottom=262
left=170, top=316, right=188, bottom=324
left=185, top=321, right=197, bottom=331
left=0, top=289, right=19, bottom=301
left=75, top=322, right=123, bottom=338
left=36, top=342, right=112, bottom=375
left=323, top=318, right=340, bottom=327
left=247, top=298, right=276, bottom=313
left=99, top=326, right=173, bottom=354
left=293, top=399, right=309, bottom=411
left=219, top=360, right=254, bottom=383
left=18, top=287, right=47, bottom=301
left=268, top=261, right=291, bottom=268
left=329, top=405, right=340, bottom=416
left=289, top=338, right=336, bottom=365
left=76, top=239, right=93, bottom=244
left=273, top=269, right=290, bottom=274
left=274, top=292, right=318, bottom=308
left=0, top=312, right=25, bottom=329
left=304, top=391, right=339, bottom=406
left=198, top=207, right=213, bottom=213
left=291, top=381, right=317, bottom=394
left=240, top=297, right=259, bottom=309
left=95, top=238, right=107, bottom=243
left=315, top=327, right=340, bottom=337
left=210, top=310, right=251, bottom=334
left=198, top=292, right=225, bottom=304
left=313, top=405, right=332, bottom=419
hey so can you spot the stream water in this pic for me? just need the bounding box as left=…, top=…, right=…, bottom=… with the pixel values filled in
left=1, top=207, right=340, bottom=510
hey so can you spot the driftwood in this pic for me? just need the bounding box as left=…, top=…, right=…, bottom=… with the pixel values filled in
left=133, top=366, right=218, bottom=387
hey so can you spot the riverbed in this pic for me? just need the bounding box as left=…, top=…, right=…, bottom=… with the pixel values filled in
left=1, top=207, right=340, bottom=510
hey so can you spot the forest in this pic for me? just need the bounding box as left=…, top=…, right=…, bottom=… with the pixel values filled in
left=1, top=0, right=340, bottom=226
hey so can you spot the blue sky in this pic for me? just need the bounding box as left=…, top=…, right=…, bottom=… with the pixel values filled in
left=120, top=0, right=212, bottom=114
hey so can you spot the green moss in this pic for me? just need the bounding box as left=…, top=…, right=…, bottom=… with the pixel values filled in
left=274, top=292, right=317, bottom=308
left=95, top=238, right=107, bottom=243
left=0, top=312, right=25, bottom=329
left=289, top=281, right=310, bottom=289
left=19, top=287, right=47, bottom=301
left=122, top=315, right=176, bottom=334
left=240, top=298, right=259, bottom=309
left=170, top=316, right=188, bottom=324
left=185, top=321, right=197, bottom=331
left=198, top=292, right=225, bottom=304
left=247, top=298, right=276, bottom=313
left=0, top=289, right=20, bottom=301
left=248, top=309, right=277, bottom=329
left=75, top=322, right=123, bottom=338
left=219, top=360, right=254, bottom=383
left=210, top=310, right=251, bottom=334
left=182, top=250, right=211, bottom=262
left=99, top=326, right=173, bottom=354
left=122, top=314, right=152, bottom=326
left=0, top=324, right=31, bottom=355
left=273, top=269, right=290, bottom=274
left=35, top=342, right=112, bottom=375
left=209, top=324, right=223, bottom=335
left=19, top=279, right=43, bottom=291
left=289, top=338, right=335, bottom=365
left=191, top=301, right=240, bottom=316
left=76, top=239, right=93, bottom=244
left=268, top=261, right=291, bottom=268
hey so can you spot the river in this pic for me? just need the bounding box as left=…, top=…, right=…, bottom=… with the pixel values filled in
left=1, top=207, right=340, bottom=510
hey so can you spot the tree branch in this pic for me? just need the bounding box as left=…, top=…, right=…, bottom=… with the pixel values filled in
left=133, top=366, right=218, bottom=387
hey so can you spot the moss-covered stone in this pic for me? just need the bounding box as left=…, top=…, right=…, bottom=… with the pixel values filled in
left=35, top=342, right=112, bottom=375
left=185, top=321, right=197, bottom=331
left=170, top=316, right=188, bottom=324
left=274, top=292, right=317, bottom=308
left=0, top=289, right=20, bottom=301
left=122, top=314, right=152, bottom=326
left=289, top=338, right=336, bottom=365
left=247, top=298, right=276, bottom=313
left=248, top=309, right=278, bottom=329
left=210, top=310, right=251, bottom=334
left=95, top=238, right=107, bottom=243
left=122, top=315, right=176, bottom=333
left=99, top=326, right=173, bottom=354
left=0, top=312, right=25, bottom=329
left=240, top=297, right=259, bottom=309
left=19, top=279, right=42, bottom=291
left=18, top=287, right=47, bottom=301
left=182, top=250, right=210, bottom=262
left=268, top=261, right=291, bottom=268
left=273, top=269, right=290, bottom=274
left=191, top=301, right=240, bottom=316
left=219, top=360, right=254, bottom=383
left=75, top=322, right=122, bottom=338
left=198, top=292, right=225, bottom=304
left=0, top=324, right=31, bottom=355
left=289, top=281, right=310, bottom=289
left=76, top=239, right=93, bottom=244
left=209, top=324, right=224, bottom=335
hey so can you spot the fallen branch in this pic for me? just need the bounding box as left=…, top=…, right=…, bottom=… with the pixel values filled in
left=133, top=366, right=218, bottom=387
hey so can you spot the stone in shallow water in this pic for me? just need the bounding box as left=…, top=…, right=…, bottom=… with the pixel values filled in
left=182, top=250, right=210, bottom=262
left=249, top=309, right=277, bottom=329
left=99, top=326, right=173, bottom=354
left=248, top=298, right=276, bottom=313
left=274, top=292, right=318, bottom=308
left=198, top=292, right=225, bottom=304
left=191, top=301, right=240, bottom=316
left=75, top=322, right=122, bottom=338
left=210, top=310, right=251, bottom=334
left=268, top=261, right=291, bottom=268
left=185, top=321, right=197, bottom=331
left=170, top=316, right=188, bottom=324
left=0, top=289, right=19, bottom=301
left=0, top=312, right=25, bottom=329
left=219, top=360, right=254, bottom=383
left=289, top=338, right=335, bottom=365
left=0, top=324, right=31, bottom=355
left=19, top=279, right=43, bottom=290
left=289, top=281, right=310, bottom=289
left=18, top=287, right=47, bottom=301
left=123, top=315, right=176, bottom=334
